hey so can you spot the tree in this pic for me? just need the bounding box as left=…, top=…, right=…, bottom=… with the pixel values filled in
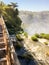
left=8, top=2, right=19, bottom=16
left=10, top=2, right=18, bottom=8
left=8, top=2, right=18, bottom=8
left=0, top=1, right=23, bottom=35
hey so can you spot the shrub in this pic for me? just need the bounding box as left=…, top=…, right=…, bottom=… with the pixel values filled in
left=31, top=35, right=38, bottom=41
left=40, top=33, right=45, bottom=38
left=23, top=32, right=28, bottom=38
left=31, top=33, right=49, bottom=41
left=40, top=33, right=49, bottom=40
left=34, top=33, right=39, bottom=38
left=35, top=33, right=42, bottom=38
left=44, top=34, right=49, bottom=40
left=16, top=34, right=23, bottom=41
left=44, top=42, right=48, bottom=45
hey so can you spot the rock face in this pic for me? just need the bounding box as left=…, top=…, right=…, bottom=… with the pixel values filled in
left=19, top=11, right=49, bottom=35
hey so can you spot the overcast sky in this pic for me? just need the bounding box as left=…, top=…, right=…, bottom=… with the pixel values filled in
left=2, top=0, right=49, bottom=11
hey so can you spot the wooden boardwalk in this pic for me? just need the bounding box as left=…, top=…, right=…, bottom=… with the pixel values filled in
left=0, top=17, right=20, bottom=65
left=0, top=17, right=11, bottom=65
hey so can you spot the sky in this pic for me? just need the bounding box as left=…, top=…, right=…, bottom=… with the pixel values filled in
left=2, top=0, right=49, bottom=12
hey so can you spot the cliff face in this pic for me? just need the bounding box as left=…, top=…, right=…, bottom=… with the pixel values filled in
left=19, top=11, right=49, bottom=35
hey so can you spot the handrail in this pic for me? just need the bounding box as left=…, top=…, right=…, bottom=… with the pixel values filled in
left=1, top=16, right=20, bottom=65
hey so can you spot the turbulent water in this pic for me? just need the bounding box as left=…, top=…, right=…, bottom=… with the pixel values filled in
left=19, top=11, right=49, bottom=35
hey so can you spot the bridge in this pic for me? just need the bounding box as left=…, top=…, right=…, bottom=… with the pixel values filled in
left=0, top=16, right=20, bottom=65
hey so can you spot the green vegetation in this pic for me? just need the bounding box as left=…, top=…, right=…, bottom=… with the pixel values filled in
left=35, top=33, right=42, bottom=38
left=40, top=33, right=46, bottom=38
left=16, top=34, right=23, bottom=41
left=31, top=33, right=49, bottom=41
left=31, top=35, right=38, bottom=41
left=44, top=42, right=48, bottom=45
left=23, top=32, right=28, bottom=38
left=40, top=33, right=49, bottom=39
left=0, top=1, right=23, bottom=35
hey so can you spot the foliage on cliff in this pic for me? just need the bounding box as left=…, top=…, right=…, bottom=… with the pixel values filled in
left=0, top=1, right=23, bottom=34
